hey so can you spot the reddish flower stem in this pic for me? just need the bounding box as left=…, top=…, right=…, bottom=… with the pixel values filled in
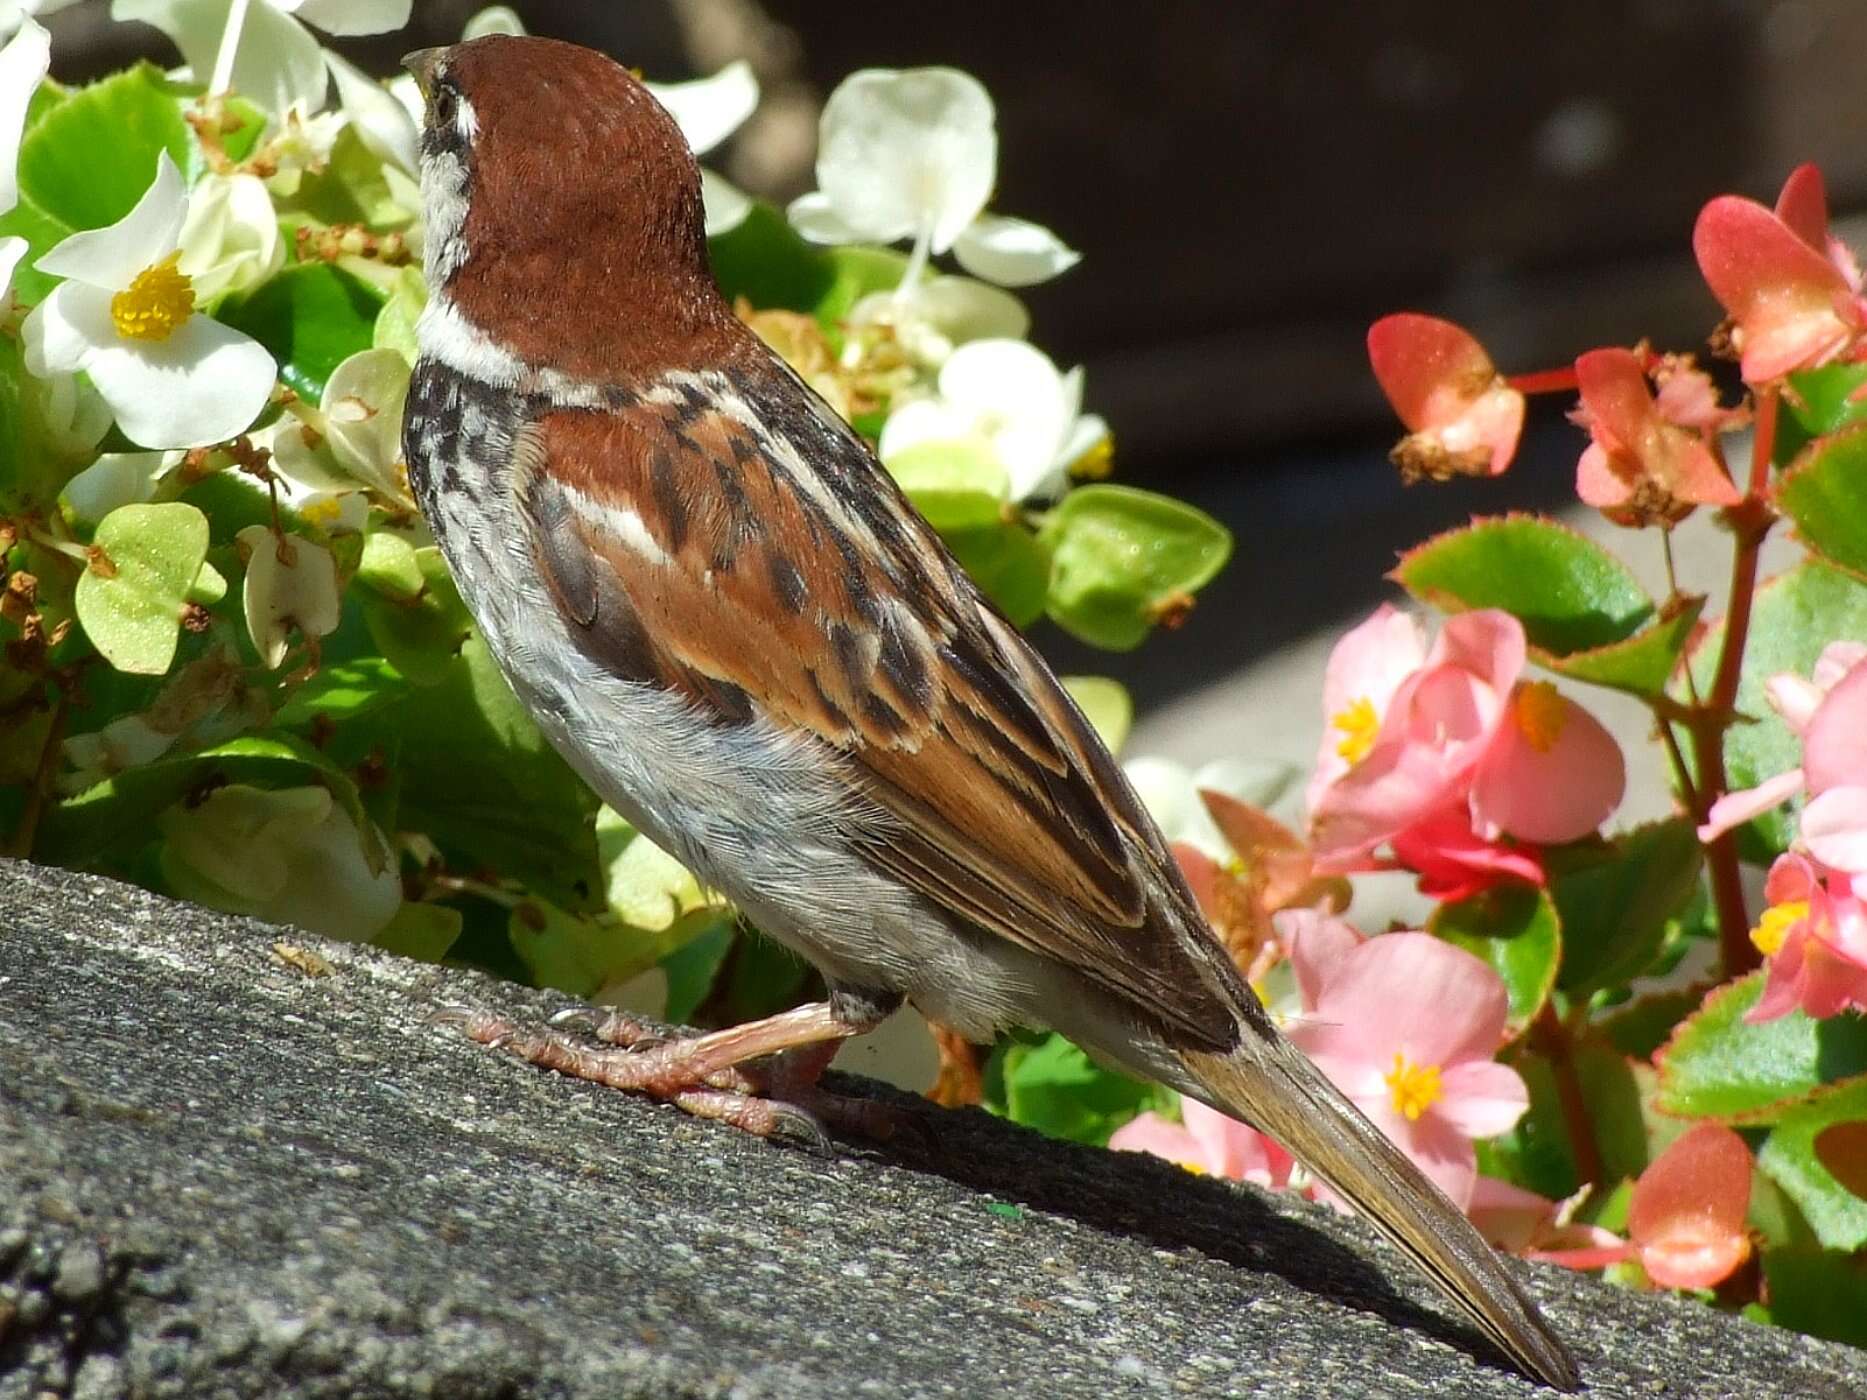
left=1685, top=385, right=1780, bottom=979
left=1505, top=366, right=1581, bottom=396
left=1531, top=1003, right=1602, bottom=1187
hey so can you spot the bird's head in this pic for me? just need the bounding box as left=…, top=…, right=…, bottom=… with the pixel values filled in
left=403, top=35, right=736, bottom=382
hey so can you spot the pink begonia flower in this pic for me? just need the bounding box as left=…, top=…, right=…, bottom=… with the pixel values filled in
left=1745, top=853, right=1867, bottom=1023
left=1468, top=1177, right=1621, bottom=1256
left=1700, top=642, right=1867, bottom=892
left=1571, top=347, right=1742, bottom=523
left=1367, top=313, right=1525, bottom=481
left=1467, top=678, right=1627, bottom=846
left=1693, top=163, right=1867, bottom=384
left=1281, top=914, right=1528, bottom=1210
left=1109, top=1096, right=1295, bottom=1190
left=1530, top=1124, right=1753, bottom=1291
left=1390, top=802, right=1545, bottom=903
left=1308, top=606, right=1624, bottom=881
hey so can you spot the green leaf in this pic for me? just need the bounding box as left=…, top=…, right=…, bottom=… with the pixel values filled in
left=16, top=64, right=189, bottom=232
left=1689, top=562, right=1867, bottom=853
left=219, top=263, right=383, bottom=400
left=360, top=546, right=472, bottom=684
left=661, top=910, right=738, bottom=1024
left=1061, top=675, right=1132, bottom=755
left=597, top=806, right=718, bottom=933
left=708, top=203, right=837, bottom=318
left=38, top=733, right=379, bottom=872
left=1760, top=1247, right=1867, bottom=1348
left=1758, top=1078, right=1867, bottom=1251
left=373, top=901, right=463, bottom=963
left=1393, top=514, right=1655, bottom=655
left=0, top=195, right=74, bottom=304
left=508, top=897, right=628, bottom=998
left=1598, top=986, right=1716, bottom=1061
left=1430, top=884, right=1561, bottom=1037
left=1552, top=819, right=1704, bottom=996
left=1655, top=974, right=1867, bottom=1123
left=885, top=439, right=1009, bottom=532
left=372, top=264, right=426, bottom=364
left=995, top=1032, right=1171, bottom=1146
left=0, top=337, right=28, bottom=512
left=1479, top=1047, right=1652, bottom=1200
left=720, top=928, right=810, bottom=1021
left=208, top=96, right=270, bottom=170
left=272, top=657, right=410, bottom=731
left=288, top=126, right=412, bottom=229
left=815, top=244, right=912, bottom=326
left=1779, top=424, right=1867, bottom=582
left=396, top=631, right=601, bottom=912
left=1039, top=485, right=1231, bottom=651
left=75, top=503, right=210, bottom=675
left=1778, top=363, right=1867, bottom=464
left=1534, top=594, right=1705, bottom=698
left=945, top=521, right=1048, bottom=627
left=356, top=529, right=425, bottom=601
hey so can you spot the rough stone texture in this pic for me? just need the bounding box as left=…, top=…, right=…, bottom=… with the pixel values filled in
left=1, top=861, right=1860, bottom=1399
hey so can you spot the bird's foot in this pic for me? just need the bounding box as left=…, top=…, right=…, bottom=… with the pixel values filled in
left=440, top=1000, right=915, bottom=1147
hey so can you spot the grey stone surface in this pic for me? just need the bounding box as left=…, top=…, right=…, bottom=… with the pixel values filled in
left=0, top=860, right=1860, bottom=1399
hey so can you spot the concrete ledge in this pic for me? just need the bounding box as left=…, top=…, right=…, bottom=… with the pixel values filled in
left=1, top=860, right=1859, bottom=1398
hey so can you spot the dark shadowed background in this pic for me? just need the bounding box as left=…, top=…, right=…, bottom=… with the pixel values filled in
left=50, top=0, right=1867, bottom=712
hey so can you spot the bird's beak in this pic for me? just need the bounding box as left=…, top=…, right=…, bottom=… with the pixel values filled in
left=402, top=47, right=446, bottom=100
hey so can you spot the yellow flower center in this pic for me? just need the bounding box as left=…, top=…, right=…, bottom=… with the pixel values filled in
left=1384, top=1052, right=1443, bottom=1121
left=1515, top=680, right=1568, bottom=753
left=1750, top=900, right=1810, bottom=958
left=110, top=251, right=195, bottom=342
left=299, top=497, right=342, bottom=527
left=1068, top=434, right=1115, bottom=481
left=1332, top=696, right=1380, bottom=764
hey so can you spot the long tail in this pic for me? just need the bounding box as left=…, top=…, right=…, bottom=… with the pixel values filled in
left=1180, top=1036, right=1580, bottom=1392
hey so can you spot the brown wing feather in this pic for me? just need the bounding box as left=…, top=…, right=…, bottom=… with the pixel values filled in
left=522, top=376, right=1235, bottom=1049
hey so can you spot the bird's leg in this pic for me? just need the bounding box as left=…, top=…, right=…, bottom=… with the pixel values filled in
left=450, top=989, right=910, bottom=1144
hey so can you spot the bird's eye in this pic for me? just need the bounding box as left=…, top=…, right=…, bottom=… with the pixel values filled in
left=431, top=84, right=457, bottom=127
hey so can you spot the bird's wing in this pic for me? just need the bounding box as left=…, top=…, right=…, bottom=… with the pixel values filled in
left=515, top=367, right=1235, bottom=1049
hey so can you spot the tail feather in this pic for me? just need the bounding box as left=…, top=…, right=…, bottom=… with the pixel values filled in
left=1181, top=1040, right=1580, bottom=1392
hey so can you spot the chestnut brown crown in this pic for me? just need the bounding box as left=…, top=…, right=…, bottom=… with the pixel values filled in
left=413, top=34, right=745, bottom=379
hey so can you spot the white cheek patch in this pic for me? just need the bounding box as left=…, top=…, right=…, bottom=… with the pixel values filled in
left=417, top=294, right=526, bottom=389
left=419, top=143, right=470, bottom=284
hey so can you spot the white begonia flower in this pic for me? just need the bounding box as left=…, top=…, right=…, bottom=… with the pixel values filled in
left=160, top=782, right=402, bottom=940
left=0, top=1, right=74, bottom=43
left=326, top=48, right=416, bottom=176
left=645, top=61, right=760, bottom=238
left=31, top=368, right=113, bottom=461
left=262, top=418, right=371, bottom=533
left=23, top=153, right=277, bottom=449
left=263, top=347, right=408, bottom=523
left=237, top=524, right=340, bottom=667
left=61, top=449, right=185, bottom=523
left=0, top=17, right=50, bottom=298
left=461, top=5, right=522, bottom=39
left=63, top=714, right=175, bottom=792
left=845, top=274, right=1029, bottom=372
left=1123, top=756, right=1303, bottom=863
left=257, top=102, right=344, bottom=195
left=878, top=338, right=1108, bottom=502
left=177, top=171, right=284, bottom=301
left=111, top=0, right=412, bottom=118
left=318, top=346, right=409, bottom=497
left=787, top=67, right=1078, bottom=290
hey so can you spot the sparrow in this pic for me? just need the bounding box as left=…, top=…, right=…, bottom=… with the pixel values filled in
left=399, top=35, right=1578, bottom=1391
